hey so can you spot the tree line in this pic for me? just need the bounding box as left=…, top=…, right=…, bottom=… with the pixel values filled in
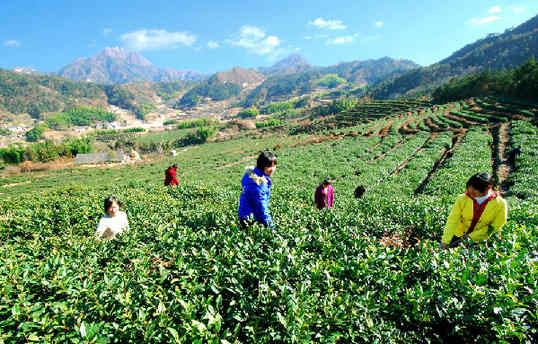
left=0, top=138, right=93, bottom=164
left=432, top=57, right=538, bottom=103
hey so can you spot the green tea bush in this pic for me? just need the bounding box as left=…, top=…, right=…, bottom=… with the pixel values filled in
left=0, top=180, right=535, bottom=343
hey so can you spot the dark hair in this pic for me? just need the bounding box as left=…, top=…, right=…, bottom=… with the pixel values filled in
left=172, top=164, right=178, bottom=169
left=323, top=178, right=333, bottom=185
left=466, top=172, right=492, bottom=193
left=104, top=196, right=122, bottom=213
left=256, top=151, right=277, bottom=170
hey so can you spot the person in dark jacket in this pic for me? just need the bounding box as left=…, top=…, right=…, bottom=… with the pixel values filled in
left=238, top=151, right=277, bottom=230
left=164, top=164, right=180, bottom=186
left=314, top=178, right=334, bottom=210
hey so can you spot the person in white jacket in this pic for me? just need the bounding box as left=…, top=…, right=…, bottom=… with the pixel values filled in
left=95, top=196, right=129, bottom=240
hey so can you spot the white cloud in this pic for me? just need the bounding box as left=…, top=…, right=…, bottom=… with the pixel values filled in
left=513, top=7, right=524, bottom=14
left=229, top=25, right=282, bottom=56
left=120, top=29, right=196, bottom=51
left=4, top=40, right=21, bottom=47
left=470, top=16, right=501, bottom=24
left=304, top=36, right=313, bottom=40
left=207, top=41, right=220, bottom=49
left=488, top=5, right=501, bottom=13
left=326, top=35, right=355, bottom=45
left=308, top=17, right=346, bottom=30
left=103, top=28, right=112, bottom=36
left=375, top=21, right=384, bottom=28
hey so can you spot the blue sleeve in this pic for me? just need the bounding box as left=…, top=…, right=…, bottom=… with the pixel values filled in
left=247, top=183, right=273, bottom=229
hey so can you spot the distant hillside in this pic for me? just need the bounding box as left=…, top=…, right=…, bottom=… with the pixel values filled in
left=371, top=14, right=538, bottom=98
left=0, top=68, right=108, bottom=117
left=58, top=47, right=205, bottom=84
left=256, top=54, right=313, bottom=75
left=244, top=57, right=419, bottom=106
left=175, top=77, right=241, bottom=109
left=212, top=67, right=265, bottom=86
left=0, top=68, right=175, bottom=121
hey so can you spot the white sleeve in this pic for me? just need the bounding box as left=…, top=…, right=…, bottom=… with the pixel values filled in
left=95, top=217, right=106, bottom=238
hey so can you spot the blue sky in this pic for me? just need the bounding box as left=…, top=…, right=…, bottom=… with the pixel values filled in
left=2, top=0, right=537, bottom=74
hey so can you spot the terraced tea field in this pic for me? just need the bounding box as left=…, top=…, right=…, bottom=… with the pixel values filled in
left=0, top=98, right=536, bottom=343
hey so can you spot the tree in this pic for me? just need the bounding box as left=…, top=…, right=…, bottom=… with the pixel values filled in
left=238, top=107, right=259, bottom=118
left=25, top=124, right=47, bottom=142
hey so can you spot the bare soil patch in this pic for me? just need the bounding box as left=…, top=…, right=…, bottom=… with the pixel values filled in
left=424, top=117, right=439, bottom=131
left=379, top=228, right=417, bottom=248
left=491, top=122, right=512, bottom=194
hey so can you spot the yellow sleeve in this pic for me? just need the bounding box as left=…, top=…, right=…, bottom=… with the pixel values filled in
left=442, top=197, right=463, bottom=244
left=487, top=199, right=508, bottom=239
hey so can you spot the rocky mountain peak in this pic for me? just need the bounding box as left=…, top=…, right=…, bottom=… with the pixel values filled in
left=93, top=46, right=152, bottom=67
left=57, top=47, right=204, bottom=84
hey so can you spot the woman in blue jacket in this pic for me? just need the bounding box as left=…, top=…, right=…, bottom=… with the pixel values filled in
left=238, top=151, right=277, bottom=230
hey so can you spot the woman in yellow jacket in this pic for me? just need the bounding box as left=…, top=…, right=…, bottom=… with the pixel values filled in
left=441, top=172, right=508, bottom=248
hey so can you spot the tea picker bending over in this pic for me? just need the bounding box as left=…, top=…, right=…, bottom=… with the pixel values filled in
left=164, top=164, right=180, bottom=186
left=441, top=172, right=508, bottom=248
left=238, top=151, right=277, bottom=230
left=314, top=178, right=334, bottom=210
left=96, top=196, right=130, bottom=240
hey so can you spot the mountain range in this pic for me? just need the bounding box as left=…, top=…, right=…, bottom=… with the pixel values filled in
left=2, top=13, right=537, bottom=119
left=244, top=57, right=419, bottom=106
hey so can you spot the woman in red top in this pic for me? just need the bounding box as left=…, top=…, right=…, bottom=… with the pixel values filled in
left=164, top=164, right=180, bottom=186
left=314, top=178, right=334, bottom=210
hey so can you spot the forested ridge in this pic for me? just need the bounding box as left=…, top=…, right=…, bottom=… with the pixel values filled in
left=370, top=14, right=538, bottom=99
